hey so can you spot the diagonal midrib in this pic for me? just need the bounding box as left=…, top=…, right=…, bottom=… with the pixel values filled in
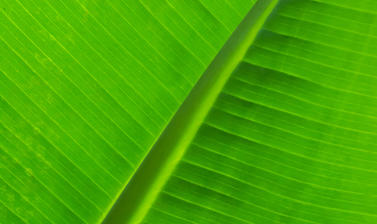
left=102, top=0, right=279, bottom=223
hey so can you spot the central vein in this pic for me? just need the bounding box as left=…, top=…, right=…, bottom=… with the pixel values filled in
left=102, top=0, right=279, bottom=223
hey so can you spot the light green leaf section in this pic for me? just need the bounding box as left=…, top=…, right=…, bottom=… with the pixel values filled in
left=0, top=0, right=256, bottom=223
left=141, top=0, right=377, bottom=223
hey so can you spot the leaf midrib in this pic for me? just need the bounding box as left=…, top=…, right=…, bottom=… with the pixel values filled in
left=102, top=0, right=279, bottom=223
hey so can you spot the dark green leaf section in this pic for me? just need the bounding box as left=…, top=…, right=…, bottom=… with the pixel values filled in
left=143, top=0, right=377, bottom=223
left=0, top=0, right=255, bottom=223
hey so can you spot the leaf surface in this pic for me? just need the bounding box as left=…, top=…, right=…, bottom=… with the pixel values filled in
left=137, top=0, right=377, bottom=223
left=2, top=0, right=377, bottom=223
left=0, top=0, right=256, bottom=223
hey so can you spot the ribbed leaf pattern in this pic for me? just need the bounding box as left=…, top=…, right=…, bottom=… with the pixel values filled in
left=0, top=0, right=256, bottom=223
left=143, top=0, right=377, bottom=223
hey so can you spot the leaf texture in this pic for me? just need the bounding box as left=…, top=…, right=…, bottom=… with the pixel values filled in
left=0, top=0, right=256, bottom=223
left=141, top=0, right=377, bottom=223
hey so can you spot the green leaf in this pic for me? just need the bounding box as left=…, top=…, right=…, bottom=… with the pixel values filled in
left=2, top=0, right=377, bottom=223
left=136, top=0, right=377, bottom=223
left=0, top=0, right=256, bottom=223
